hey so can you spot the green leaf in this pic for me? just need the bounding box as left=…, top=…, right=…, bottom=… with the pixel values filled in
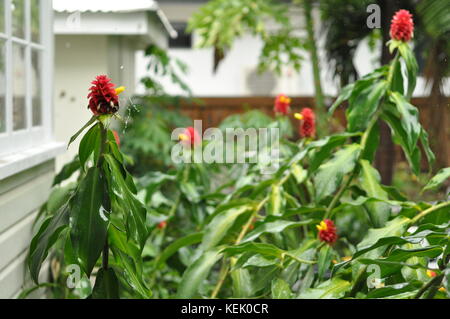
left=156, top=232, right=203, bottom=268
left=398, top=43, right=418, bottom=99
left=297, top=265, right=315, bottom=296
left=388, top=92, right=421, bottom=156
left=356, top=216, right=410, bottom=257
left=92, top=268, right=120, bottom=299
left=347, top=80, right=388, bottom=132
left=366, top=281, right=421, bottom=299
left=78, top=123, right=100, bottom=170
left=108, top=226, right=141, bottom=269
left=268, top=184, right=282, bottom=215
left=28, top=203, right=71, bottom=283
left=382, top=108, right=421, bottom=175
left=298, top=277, right=351, bottom=299
left=177, top=249, right=223, bottom=298
left=111, top=246, right=151, bottom=298
left=291, top=164, right=307, bottom=184
left=423, top=167, right=450, bottom=192
left=70, top=167, right=109, bottom=277
left=359, top=160, right=390, bottom=227
left=329, top=83, right=354, bottom=115
left=223, top=242, right=284, bottom=259
left=361, top=120, right=380, bottom=162
left=107, top=130, right=123, bottom=163
left=333, top=216, right=411, bottom=275
left=308, top=132, right=360, bottom=173
left=242, top=219, right=316, bottom=243
left=200, top=204, right=251, bottom=251
left=271, top=278, right=293, bottom=299
left=52, top=156, right=81, bottom=186
left=46, top=183, right=75, bottom=216
left=231, top=267, right=254, bottom=298
left=359, top=246, right=442, bottom=278
left=419, top=128, right=435, bottom=170
left=104, top=155, right=147, bottom=248
left=68, top=116, right=96, bottom=148
left=235, top=254, right=279, bottom=269
left=180, top=181, right=201, bottom=203
left=390, top=57, right=404, bottom=95
left=318, top=245, right=332, bottom=280
left=314, top=144, right=361, bottom=201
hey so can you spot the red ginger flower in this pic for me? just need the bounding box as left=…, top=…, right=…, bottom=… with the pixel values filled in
left=157, top=221, right=167, bottom=229
left=317, top=219, right=338, bottom=244
left=295, top=108, right=316, bottom=138
left=390, top=9, right=414, bottom=42
left=179, top=126, right=201, bottom=147
left=274, top=94, right=291, bottom=115
left=87, top=75, right=120, bottom=115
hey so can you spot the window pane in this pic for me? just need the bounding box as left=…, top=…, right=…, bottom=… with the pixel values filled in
left=31, top=49, right=41, bottom=126
left=12, top=0, right=25, bottom=39
left=0, top=41, right=5, bottom=133
left=13, top=44, right=26, bottom=131
left=0, top=1, right=4, bottom=34
left=31, top=0, right=40, bottom=42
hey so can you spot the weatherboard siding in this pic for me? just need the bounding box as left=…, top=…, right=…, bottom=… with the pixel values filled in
left=0, top=160, right=55, bottom=298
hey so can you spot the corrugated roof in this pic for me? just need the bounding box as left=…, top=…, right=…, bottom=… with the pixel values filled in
left=53, top=0, right=177, bottom=38
left=53, top=0, right=159, bottom=13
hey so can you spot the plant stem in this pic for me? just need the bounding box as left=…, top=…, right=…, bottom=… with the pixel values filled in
left=98, top=121, right=109, bottom=270
left=211, top=261, right=230, bottom=299
left=302, top=0, right=327, bottom=136
left=325, top=110, right=381, bottom=219
left=410, top=201, right=450, bottom=225
left=97, top=121, right=108, bottom=168
left=414, top=274, right=444, bottom=299
left=211, top=173, right=292, bottom=298
left=285, top=252, right=316, bottom=265
left=324, top=172, right=356, bottom=219
left=102, top=241, right=109, bottom=270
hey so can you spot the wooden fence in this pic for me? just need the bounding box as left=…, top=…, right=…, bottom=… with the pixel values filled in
left=171, top=96, right=450, bottom=166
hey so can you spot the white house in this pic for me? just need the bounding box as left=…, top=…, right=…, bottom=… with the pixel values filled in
left=0, top=0, right=174, bottom=298
left=53, top=0, right=176, bottom=171
left=137, top=0, right=442, bottom=98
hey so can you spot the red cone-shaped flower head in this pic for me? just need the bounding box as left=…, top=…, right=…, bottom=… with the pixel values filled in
left=179, top=126, right=201, bottom=147
left=274, top=94, right=291, bottom=115
left=297, top=107, right=316, bottom=138
left=390, top=9, right=414, bottom=42
left=317, top=219, right=338, bottom=244
left=87, top=75, right=120, bottom=115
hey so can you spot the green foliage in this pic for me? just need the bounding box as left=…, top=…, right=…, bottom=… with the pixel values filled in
left=26, top=19, right=450, bottom=300
left=28, top=118, right=150, bottom=298
left=188, top=0, right=305, bottom=74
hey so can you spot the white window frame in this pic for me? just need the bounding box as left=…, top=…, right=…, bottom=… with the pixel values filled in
left=0, top=0, right=63, bottom=180
left=0, top=0, right=53, bottom=156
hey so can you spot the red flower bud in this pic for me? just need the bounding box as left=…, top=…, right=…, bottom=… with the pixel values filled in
left=390, top=9, right=414, bottom=42
left=317, top=219, right=338, bottom=244
left=299, top=108, right=316, bottom=138
left=179, top=126, right=201, bottom=147
left=157, top=221, right=167, bottom=229
left=87, top=75, right=119, bottom=115
left=274, top=94, right=291, bottom=115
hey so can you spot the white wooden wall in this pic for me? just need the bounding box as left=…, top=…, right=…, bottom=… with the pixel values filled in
left=0, top=160, right=54, bottom=298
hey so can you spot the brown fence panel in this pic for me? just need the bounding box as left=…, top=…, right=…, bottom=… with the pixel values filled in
left=173, top=96, right=449, bottom=166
